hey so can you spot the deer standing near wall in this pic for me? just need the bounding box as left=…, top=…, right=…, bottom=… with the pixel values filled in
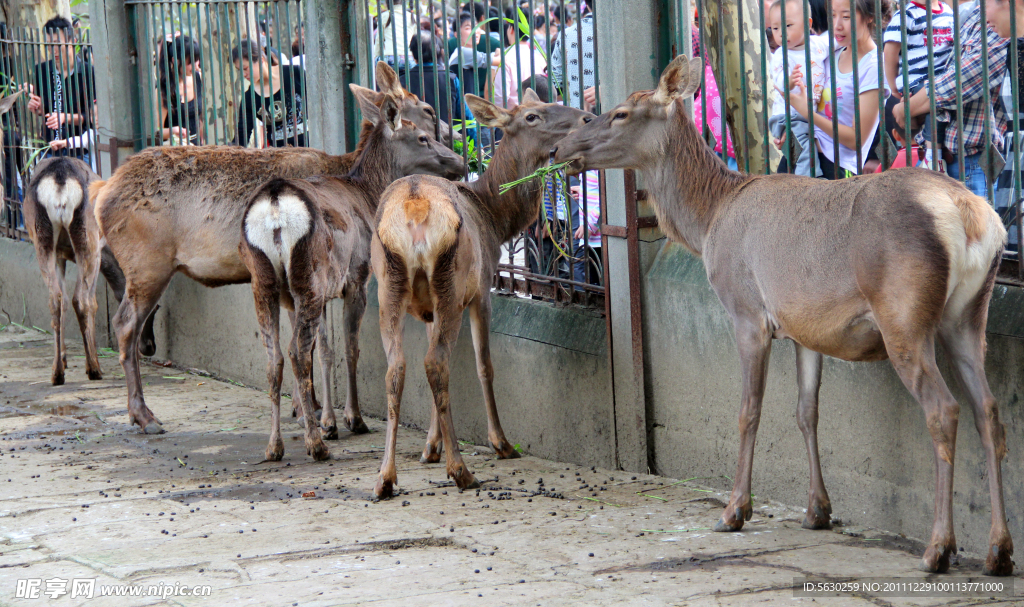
left=94, top=64, right=451, bottom=436
left=240, top=80, right=465, bottom=461
left=553, top=55, right=1013, bottom=576
left=370, top=90, right=594, bottom=497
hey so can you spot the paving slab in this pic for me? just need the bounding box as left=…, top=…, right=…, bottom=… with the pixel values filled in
left=0, top=325, right=1020, bottom=606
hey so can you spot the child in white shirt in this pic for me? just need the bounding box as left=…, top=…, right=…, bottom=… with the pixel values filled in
left=768, top=0, right=828, bottom=177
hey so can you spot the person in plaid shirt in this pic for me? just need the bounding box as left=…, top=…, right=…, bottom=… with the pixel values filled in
left=893, top=1, right=1012, bottom=197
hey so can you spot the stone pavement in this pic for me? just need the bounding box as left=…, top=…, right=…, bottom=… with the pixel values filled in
left=0, top=325, right=1020, bottom=606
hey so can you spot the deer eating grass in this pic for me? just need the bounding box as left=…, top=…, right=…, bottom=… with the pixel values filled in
left=553, top=55, right=1013, bottom=576
left=370, top=90, right=593, bottom=497
left=240, top=81, right=465, bottom=462
left=94, top=62, right=449, bottom=436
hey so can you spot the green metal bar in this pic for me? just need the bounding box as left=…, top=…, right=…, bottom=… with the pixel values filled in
left=715, top=0, right=728, bottom=165
left=849, top=0, right=862, bottom=174
left=824, top=0, right=840, bottom=171
left=738, top=0, right=748, bottom=172
left=978, top=0, right=994, bottom=204
left=924, top=0, right=938, bottom=171
left=779, top=0, right=794, bottom=172
left=899, top=0, right=911, bottom=167
left=952, top=0, right=966, bottom=185
left=697, top=0, right=708, bottom=141
left=1010, top=0, right=1021, bottom=276
left=874, top=0, right=888, bottom=169
left=801, top=0, right=815, bottom=177
left=758, top=0, right=770, bottom=174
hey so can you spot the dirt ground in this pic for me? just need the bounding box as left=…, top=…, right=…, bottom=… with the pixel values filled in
left=0, top=325, right=1021, bottom=607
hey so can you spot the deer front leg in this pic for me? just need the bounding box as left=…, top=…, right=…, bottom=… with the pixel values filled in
left=375, top=279, right=411, bottom=499
left=420, top=321, right=443, bottom=463
left=715, top=319, right=772, bottom=532
left=288, top=297, right=329, bottom=461
left=69, top=228, right=103, bottom=380
left=469, top=295, right=518, bottom=459
left=425, top=306, right=479, bottom=491
left=341, top=288, right=370, bottom=434
left=794, top=343, right=831, bottom=529
left=315, top=307, right=339, bottom=439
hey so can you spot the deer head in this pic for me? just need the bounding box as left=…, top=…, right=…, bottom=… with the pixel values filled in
left=553, top=55, right=703, bottom=171
left=350, top=82, right=465, bottom=181
left=466, top=88, right=594, bottom=169
left=351, top=61, right=453, bottom=147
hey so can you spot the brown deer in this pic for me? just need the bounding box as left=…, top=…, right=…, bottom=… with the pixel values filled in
left=240, top=87, right=465, bottom=462
left=552, top=55, right=1013, bottom=576
left=94, top=62, right=452, bottom=437
left=370, top=90, right=594, bottom=497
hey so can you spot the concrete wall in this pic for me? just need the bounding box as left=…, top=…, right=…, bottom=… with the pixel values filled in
left=641, top=240, right=1024, bottom=556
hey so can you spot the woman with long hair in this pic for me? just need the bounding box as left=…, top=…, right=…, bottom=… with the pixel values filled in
left=232, top=39, right=306, bottom=148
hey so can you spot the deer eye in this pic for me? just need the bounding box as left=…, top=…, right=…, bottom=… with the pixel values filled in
left=614, top=111, right=628, bottom=120
left=419, top=135, right=429, bottom=144
left=526, top=114, right=539, bottom=123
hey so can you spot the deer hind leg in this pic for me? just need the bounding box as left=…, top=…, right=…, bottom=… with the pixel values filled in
left=341, top=286, right=369, bottom=435
left=249, top=260, right=286, bottom=461
left=793, top=343, right=831, bottom=529
left=376, top=276, right=412, bottom=498
left=288, top=308, right=321, bottom=421
left=419, top=321, right=444, bottom=464
left=315, top=305, right=339, bottom=440
left=288, top=295, right=330, bottom=462
left=425, top=303, right=479, bottom=491
left=470, top=295, right=518, bottom=459
left=69, top=223, right=103, bottom=380
left=36, top=236, right=66, bottom=385
left=715, top=318, right=772, bottom=533
left=115, top=274, right=170, bottom=434
left=879, top=320, right=959, bottom=573
left=101, top=246, right=159, bottom=357
left=938, top=319, right=1013, bottom=576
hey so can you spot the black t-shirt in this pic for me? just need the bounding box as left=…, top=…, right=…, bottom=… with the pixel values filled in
left=33, top=58, right=95, bottom=143
left=235, top=64, right=307, bottom=148
left=161, top=72, right=204, bottom=145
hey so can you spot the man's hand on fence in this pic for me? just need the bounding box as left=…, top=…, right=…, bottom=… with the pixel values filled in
left=45, top=112, right=75, bottom=131
left=49, top=138, right=68, bottom=151
left=583, top=86, right=597, bottom=111
left=20, top=83, right=42, bottom=116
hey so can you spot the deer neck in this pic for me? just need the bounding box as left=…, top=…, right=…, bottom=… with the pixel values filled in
left=345, top=125, right=400, bottom=210
left=468, top=135, right=549, bottom=243
left=641, top=100, right=746, bottom=256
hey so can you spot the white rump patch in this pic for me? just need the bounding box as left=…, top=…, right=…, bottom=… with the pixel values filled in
left=38, top=176, right=82, bottom=231
left=244, top=193, right=311, bottom=278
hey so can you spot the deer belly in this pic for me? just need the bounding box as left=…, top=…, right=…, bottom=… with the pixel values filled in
left=783, top=312, right=888, bottom=362
left=179, top=248, right=252, bottom=286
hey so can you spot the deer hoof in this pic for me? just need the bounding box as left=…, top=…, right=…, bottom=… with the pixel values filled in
left=51, top=372, right=65, bottom=386
left=307, top=441, right=330, bottom=461
left=713, top=517, right=744, bottom=532
left=344, top=416, right=369, bottom=434
left=452, top=467, right=480, bottom=491
left=417, top=444, right=442, bottom=464
left=983, top=544, right=1014, bottom=576
left=265, top=443, right=284, bottom=462
left=374, top=477, right=395, bottom=499
left=801, top=503, right=833, bottom=530
left=492, top=440, right=521, bottom=459
left=320, top=423, right=339, bottom=440
left=143, top=421, right=165, bottom=435
left=87, top=370, right=103, bottom=381
left=921, top=543, right=954, bottom=574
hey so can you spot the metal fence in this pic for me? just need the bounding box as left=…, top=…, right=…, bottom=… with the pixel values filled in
left=125, top=0, right=308, bottom=149
left=357, top=0, right=607, bottom=309
left=0, top=26, right=100, bottom=240
left=664, top=0, right=1024, bottom=280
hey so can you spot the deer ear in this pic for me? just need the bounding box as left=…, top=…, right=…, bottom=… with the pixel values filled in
left=652, top=54, right=692, bottom=105
left=679, top=57, right=704, bottom=99
left=520, top=88, right=541, bottom=105
left=380, top=94, right=403, bottom=132
left=350, top=83, right=384, bottom=124
left=0, top=90, right=22, bottom=116
left=349, top=84, right=385, bottom=107
left=465, top=94, right=512, bottom=128
left=375, top=60, right=403, bottom=98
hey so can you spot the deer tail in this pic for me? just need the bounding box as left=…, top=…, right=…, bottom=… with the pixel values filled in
left=242, top=178, right=314, bottom=279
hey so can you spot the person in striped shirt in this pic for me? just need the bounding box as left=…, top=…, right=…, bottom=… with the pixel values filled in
left=882, top=0, right=955, bottom=161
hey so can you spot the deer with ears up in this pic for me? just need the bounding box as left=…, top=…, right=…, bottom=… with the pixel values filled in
left=553, top=55, right=1013, bottom=576
left=370, top=89, right=594, bottom=497
left=239, top=75, right=465, bottom=462
left=94, top=62, right=452, bottom=438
